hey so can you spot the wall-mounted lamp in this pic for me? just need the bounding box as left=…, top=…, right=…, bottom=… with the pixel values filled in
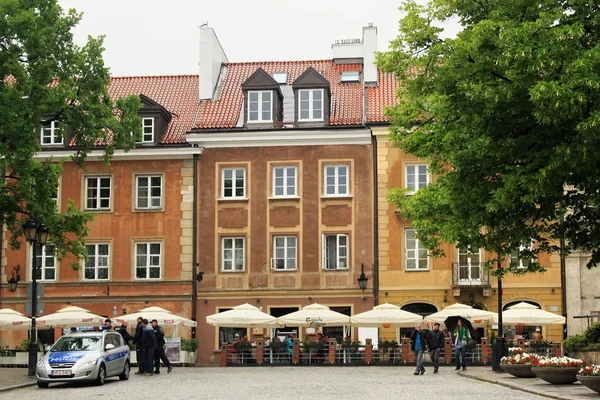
left=256, top=299, right=260, bottom=304
left=551, top=288, right=555, bottom=293
left=144, top=300, right=150, bottom=304
left=385, top=292, right=389, bottom=297
left=8, top=265, right=20, bottom=292
left=203, top=299, right=208, bottom=304
left=469, top=293, right=475, bottom=303
left=196, top=271, right=204, bottom=282
left=443, top=296, right=447, bottom=302
left=308, top=296, right=312, bottom=303
left=66, top=301, right=71, bottom=305
left=357, top=263, right=368, bottom=292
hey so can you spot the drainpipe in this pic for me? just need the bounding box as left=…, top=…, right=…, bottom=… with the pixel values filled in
left=191, top=153, right=199, bottom=339
left=371, top=132, right=379, bottom=306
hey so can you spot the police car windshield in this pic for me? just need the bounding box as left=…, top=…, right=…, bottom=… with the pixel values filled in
left=51, top=336, right=103, bottom=352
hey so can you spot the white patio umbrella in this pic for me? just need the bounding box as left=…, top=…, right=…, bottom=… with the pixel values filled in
left=424, top=303, right=496, bottom=325
left=35, top=306, right=105, bottom=328
left=350, top=303, right=423, bottom=328
left=114, top=306, right=197, bottom=327
left=493, top=302, right=565, bottom=326
left=278, top=303, right=350, bottom=327
left=206, top=303, right=280, bottom=328
left=0, top=308, right=31, bottom=331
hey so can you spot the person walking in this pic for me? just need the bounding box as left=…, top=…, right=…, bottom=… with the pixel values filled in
left=133, top=317, right=144, bottom=374
left=428, top=322, right=445, bottom=374
left=151, top=319, right=173, bottom=374
left=140, top=318, right=157, bottom=376
left=453, top=318, right=471, bottom=371
left=411, top=324, right=431, bottom=375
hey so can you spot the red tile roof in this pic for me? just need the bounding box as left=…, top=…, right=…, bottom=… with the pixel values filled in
left=366, top=70, right=401, bottom=123
left=108, top=75, right=199, bottom=144
left=194, top=60, right=363, bottom=129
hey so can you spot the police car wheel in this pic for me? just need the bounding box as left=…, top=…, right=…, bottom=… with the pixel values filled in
left=95, top=364, right=106, bottom=386
left=119, top=360, right=130, bottom=380
left=37, top=382, right=49, bottom=389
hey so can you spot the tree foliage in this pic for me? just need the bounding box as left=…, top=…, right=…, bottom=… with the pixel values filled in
left=0, top=0, right=141, bottom=264
left=378, top=0, right=600, bottom=276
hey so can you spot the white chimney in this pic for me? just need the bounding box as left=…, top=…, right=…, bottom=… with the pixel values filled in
left=362, top=23, right=378, bottom=85
left=199, top=27, right=228, bottom=100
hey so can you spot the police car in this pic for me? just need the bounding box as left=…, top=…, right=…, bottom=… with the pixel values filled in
left=36, top=330, right=130, bottom=388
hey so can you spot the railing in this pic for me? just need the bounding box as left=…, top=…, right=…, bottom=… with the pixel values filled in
left=451, top=263, right=490, bottom=287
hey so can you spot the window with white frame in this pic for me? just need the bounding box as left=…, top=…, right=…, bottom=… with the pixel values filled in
left=406, top=164, right=428, bottom=194
left=222, top=168, right=246, bottom=199
left=510, top=241, right=534, bottom=269
left=32, top=244, right=57, bottom=281
left=405, top=229, right=429, bottom=270
left=221, top=237, right=245, bottom=272
left=272, top=236, right=297, bottom=270
left=135, top=242, right=161, bottom=279
left=51, top=184, right=60, bottom=209
left=85, top=243, right=110, bottom=280
left=141, top=118, right=154, bottom=142
left=40, top=120, right=63, bottom=145
left=298, top=89, right=324, bottom=121
left=273, top=166, right=297, bottom=197
left=248, top=91, right=272, bottom=122
left=85, top=176, right=112, bottom=210
left=136, top=175, right=162, bottom=209
left=324, top=165, right=349, bottom=196
left=322, top=234, right=348, bottom=270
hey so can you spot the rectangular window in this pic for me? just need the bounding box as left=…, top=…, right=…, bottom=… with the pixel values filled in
left=40, top=120, right=63, bottom=145
left=324, top=165, right=349, bottom=196
left=298, top=89, right=324, bottom=121
left=322, top=234, right=348, bottom=270
left=135, top=242, right=161, bottom=279
left=136, top=175, right=162, bottom=209
left=405, top=229, right=428, bottom=270
left=32, top=244, right=57, bottom=281
left=85, top=244, right=110, bottom=280
left=340, top=71, right=360, bottom=82
left=221, top=237, right=245, bottom=272
left=248, top=91, right=272, bottom=122
left=222, top=168, right=246, bottom=199
left=272, top=236, right=297, bottom=270
left=51, top=184, right=59, bottom=209
left=406, top=164, right=428, bottom=194
left=273, top=166, right=297, bottom=197
left=141, top=118, right=154, bottom=142
left=510, top=241, right=534, bottom=269
left=85, top=176, right=112, bottom=210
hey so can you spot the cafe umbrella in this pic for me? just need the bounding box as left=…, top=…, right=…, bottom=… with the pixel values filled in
left=350, top=303, right=423, bottom=328
left=493, top=302, right=565, bottom=326
left=424, top=303, right=496, bottom=326
left=35, top=306, right=105, bottom=328
left=278, top=303, right=350, bottom=327
left=0, top=308, right=32, bottom=331
left=115, top=306, right=197, bottom=327
left=206, top=303, right=280, bottom=328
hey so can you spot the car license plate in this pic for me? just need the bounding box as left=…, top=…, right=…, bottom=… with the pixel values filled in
left=51, top=370, right=72, bottom=376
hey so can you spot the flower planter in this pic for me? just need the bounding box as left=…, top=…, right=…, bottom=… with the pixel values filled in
left=501, top=363, right=536, bottom=378
left=531, top=367, right=580, bottom=384
left=577, top=375, right=600, bottom=394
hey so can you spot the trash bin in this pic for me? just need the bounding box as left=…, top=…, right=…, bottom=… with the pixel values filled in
left=491, top=339, right=509, bottom=371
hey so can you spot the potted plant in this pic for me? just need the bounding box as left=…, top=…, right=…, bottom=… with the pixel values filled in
left=378, top=338, right=397, bottom=352
left=578, top=364, right=600, bottom=394
left=268, top=338, right=287, bottom=350
left=181, top=338, right=198, bottom=365
left=341, top=337, right=361, bottom=352
left=529, top=339, right=550, bottom=352
left=500, top=352, right=540, bottom=378
left=531, top=356, right=586, bottom=384
left=302, top=339, right=321, bottom=350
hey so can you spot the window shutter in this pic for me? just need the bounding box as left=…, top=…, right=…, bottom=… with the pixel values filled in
left=321, top=234, right=326, bottom=270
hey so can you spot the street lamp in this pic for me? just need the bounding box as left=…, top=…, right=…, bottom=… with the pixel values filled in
left=357, top=263, right=368, bottom=292
left=8, top=265, right=21, bottom=292
left=23, top=219, right=48, bottom=376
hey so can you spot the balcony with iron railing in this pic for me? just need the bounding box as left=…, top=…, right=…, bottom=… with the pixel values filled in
left=451, top=263, right=490, bottom=288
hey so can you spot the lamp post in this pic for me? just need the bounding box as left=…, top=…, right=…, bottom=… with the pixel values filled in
left=357, top=263, right=368, bottom=292
left=23, top=220, right=49, bottom=376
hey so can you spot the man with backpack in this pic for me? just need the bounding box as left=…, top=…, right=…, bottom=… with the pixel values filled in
left=151, top=319, right=173, bottom=374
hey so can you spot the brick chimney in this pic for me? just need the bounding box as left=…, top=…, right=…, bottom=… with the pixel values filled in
left=199, top=26, right=228, bottom=100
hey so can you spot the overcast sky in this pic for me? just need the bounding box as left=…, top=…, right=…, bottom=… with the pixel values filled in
left=57, top=0, right=460, bottom=77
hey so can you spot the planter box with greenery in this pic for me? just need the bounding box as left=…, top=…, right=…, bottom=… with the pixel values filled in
left=531, top=357, right=586, bottom=384
left=578, top=365, right=600, bottom=394
left=501, top=353, right=539, bottom=378
left=181, top=338, right=198, bottom=365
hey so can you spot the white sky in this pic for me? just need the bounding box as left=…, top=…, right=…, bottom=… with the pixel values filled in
left=57, top=0, right=460, bottom=77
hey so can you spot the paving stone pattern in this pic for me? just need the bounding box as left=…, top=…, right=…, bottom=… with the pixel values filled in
left=7, top=366, right=546, bottom=400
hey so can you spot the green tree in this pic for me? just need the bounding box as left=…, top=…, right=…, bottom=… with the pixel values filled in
left=378, top=0, right=600, bottom=276
left=0, top=0, right=141, bottom=264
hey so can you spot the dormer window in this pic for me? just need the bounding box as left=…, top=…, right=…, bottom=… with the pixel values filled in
left=248, top=91, right=272, bottom=123
left=41, top=121, right=63, bottom=145
left=298, top=89, right=324, bottom=121
left=340, top=71, right=360, bottom=83
left=141, top=117, right=154, bottom=142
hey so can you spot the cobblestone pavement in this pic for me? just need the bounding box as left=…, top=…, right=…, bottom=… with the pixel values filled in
left=7, top=366, right=546, bottom=400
